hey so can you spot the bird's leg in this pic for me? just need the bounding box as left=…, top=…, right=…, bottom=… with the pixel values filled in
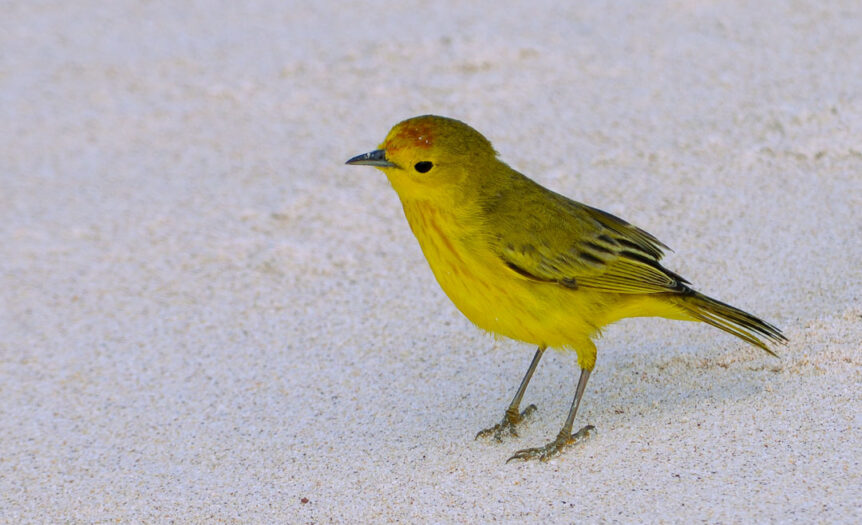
left=476, top=346, right=545, bottom=442
left=507, top=367, right=595, bottom=462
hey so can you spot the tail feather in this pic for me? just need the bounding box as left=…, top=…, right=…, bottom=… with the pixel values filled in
left=679, top=291, right=787, bottom=356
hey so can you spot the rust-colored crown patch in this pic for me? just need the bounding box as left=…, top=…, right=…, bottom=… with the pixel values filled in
left=381, top=118, right=436, bottom=153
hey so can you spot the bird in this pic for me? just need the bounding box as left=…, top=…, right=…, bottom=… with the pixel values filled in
left=346, top=115, right=786, bottom=461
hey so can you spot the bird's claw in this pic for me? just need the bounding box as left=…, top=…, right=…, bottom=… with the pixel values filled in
left=507, top=425, right=595, bottom=462
left=475, top=404, right=538, bottom=442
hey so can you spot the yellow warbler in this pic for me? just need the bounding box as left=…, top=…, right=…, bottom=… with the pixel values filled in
left=347, top=115, right=786, bottom=462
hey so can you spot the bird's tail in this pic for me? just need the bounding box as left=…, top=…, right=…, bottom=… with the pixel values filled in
left=677, top=291, right=787, bottom=356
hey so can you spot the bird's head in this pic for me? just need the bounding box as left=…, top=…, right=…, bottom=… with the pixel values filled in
left=346, top=115, right=499, bottom=202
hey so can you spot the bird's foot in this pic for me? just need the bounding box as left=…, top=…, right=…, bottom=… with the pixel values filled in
left=506, top=425, right=595, bottom=462
left=475, top=404, right=538, bottom=442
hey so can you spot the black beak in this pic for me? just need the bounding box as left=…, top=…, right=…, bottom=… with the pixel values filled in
left=345, top=149, right=398, bottom=168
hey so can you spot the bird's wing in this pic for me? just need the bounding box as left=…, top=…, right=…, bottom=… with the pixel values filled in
left=487, top=187, right=689, bottom=295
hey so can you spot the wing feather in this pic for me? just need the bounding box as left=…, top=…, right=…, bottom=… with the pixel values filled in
left=485, top=178, right=687, bottom=295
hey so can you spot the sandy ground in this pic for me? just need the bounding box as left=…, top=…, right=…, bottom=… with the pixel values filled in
left=2, top=0, right=860, bottom=522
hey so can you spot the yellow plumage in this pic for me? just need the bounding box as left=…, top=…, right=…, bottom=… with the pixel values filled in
left=347, top=115, right=785, bottom=461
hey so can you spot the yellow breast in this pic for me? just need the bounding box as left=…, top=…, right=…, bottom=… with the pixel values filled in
left=400, top=200, right=599, bottom=350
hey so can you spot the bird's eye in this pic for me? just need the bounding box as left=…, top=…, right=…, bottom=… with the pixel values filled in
left=414, top=161, right=433, bottom=173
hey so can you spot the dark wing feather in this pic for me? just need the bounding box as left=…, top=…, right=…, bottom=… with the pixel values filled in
left=484, top=174, right=688, bottom=295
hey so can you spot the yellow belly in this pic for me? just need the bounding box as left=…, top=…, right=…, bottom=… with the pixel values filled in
left=400, top=199, right=691, bottom=370
left=403, top=203, right=587, bottom=357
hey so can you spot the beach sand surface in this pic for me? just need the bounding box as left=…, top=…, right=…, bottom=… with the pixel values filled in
left=1, top=1, right=860, bottom=522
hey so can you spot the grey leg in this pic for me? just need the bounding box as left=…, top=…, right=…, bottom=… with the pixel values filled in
left=507, top=367, right=595, bottom=462
left=476, top=346, right=546, bottom=441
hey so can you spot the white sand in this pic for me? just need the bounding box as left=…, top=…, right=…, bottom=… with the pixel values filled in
left=2, top=1, right=860, bottom=522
